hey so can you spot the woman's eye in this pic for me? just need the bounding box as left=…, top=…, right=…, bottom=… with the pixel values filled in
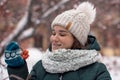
left=52, top=32, right=56, bottom=35
left=60, top=33, right=66, bottom=36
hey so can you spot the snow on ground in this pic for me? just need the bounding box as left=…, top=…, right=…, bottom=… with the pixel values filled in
left=26, top=48, right=43, bottom=72
left=0, top=48, right=120, bottom=80
left=0, top=54, right=9, bottom=80
left=101, top=56, right=120, bottom=80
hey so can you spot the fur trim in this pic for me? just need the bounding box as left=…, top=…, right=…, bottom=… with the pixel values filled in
left=42, top=49, right=101, bottom=73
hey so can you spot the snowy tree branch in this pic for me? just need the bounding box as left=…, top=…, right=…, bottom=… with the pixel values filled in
left=19, top=0, right=70, bottom=40
left=0, top=0, right=32, bottom=54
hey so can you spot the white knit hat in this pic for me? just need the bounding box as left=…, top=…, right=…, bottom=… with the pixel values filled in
left=51, top=1, right=96, bottom=46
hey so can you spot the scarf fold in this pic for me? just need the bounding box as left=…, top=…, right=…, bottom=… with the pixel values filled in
left=42, top=49, right=101, bottom=73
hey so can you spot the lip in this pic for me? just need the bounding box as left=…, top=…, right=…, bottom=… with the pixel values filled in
left=52, top=43, right=62, bottom=50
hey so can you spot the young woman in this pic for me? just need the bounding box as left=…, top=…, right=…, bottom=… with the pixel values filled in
left=29, top=1, right=111, bottom=80
left=4, top=1, right=111, bottom=80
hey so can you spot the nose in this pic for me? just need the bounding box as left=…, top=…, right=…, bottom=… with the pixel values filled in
left=52, top=34, right=59, bottom=42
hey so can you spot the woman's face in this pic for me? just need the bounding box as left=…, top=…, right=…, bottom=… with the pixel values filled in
left=50, top=25, right=74, bottom=51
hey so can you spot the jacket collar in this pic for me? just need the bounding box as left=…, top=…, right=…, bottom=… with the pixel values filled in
left=87, top=35, right=101, bottom=51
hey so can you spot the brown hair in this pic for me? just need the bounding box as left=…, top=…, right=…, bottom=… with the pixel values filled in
left=71, top=36, right=88, bottom=49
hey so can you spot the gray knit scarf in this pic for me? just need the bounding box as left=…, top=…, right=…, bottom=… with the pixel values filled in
left=42, top=49, right=101, bottom=73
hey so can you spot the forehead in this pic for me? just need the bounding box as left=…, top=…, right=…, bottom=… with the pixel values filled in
left=52, top=25, right=68, bottom=32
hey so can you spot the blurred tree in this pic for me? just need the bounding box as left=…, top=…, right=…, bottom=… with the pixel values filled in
left=0, top=0, right=120, bottom=56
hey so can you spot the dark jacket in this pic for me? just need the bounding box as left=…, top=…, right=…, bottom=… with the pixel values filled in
left=6, top=35, right=111, bottom=80
left=29, top=35, right=111, bottom=80
left=30, top=61, right=111, bottom=80
left=87, top=35, right=101, bottom=51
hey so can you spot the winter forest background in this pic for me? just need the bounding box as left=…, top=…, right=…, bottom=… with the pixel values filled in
left=0, top=0, right=120, bottom=80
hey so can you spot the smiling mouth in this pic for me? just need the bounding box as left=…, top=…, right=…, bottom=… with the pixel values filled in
left=52, top=44, right=62, bottom=49
left=53, top=44, right=61, bottom=47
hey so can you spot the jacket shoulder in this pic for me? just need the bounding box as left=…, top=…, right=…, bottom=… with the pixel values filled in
left=78, top=62, right=111, bottom=80
left=92, top=62, right=107, bottom=69
left=93, top=62, right=112, bottom=80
